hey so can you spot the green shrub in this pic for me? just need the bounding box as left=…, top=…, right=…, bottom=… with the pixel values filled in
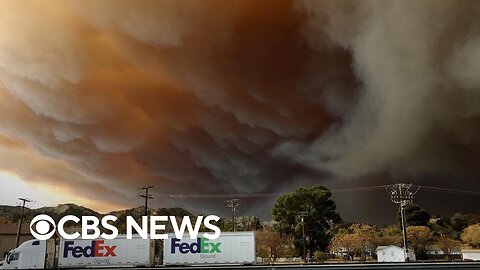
left=314, top=251, right=327, bottom=262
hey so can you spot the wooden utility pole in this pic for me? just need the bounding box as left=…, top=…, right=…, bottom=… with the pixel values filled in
left=386, top=183, right=419, bottom=262
left=226, top=199, right=240, bottom=231
left=140, top=186, right=154, bottom=216
left=15, top=198, right=32, bottom=247
left=299, top=211, right=308, bottom=263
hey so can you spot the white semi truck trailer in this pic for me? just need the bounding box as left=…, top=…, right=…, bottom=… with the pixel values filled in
left=1, top=232, right=256, bottom=269
left=1, top=235, right=156, bottom=269
left=163, top=231, right=256, bottom=265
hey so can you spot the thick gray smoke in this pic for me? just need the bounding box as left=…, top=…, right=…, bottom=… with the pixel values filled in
left=279, top=1, right=480, bottom=181
left=0, top=0, right=479, bottom=223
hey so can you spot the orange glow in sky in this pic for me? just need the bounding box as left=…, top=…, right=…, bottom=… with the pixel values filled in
left=0, top=171, right=125, bottom=213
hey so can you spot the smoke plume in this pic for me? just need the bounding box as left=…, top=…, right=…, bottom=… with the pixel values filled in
left=0, top=0, right=479, bottom=223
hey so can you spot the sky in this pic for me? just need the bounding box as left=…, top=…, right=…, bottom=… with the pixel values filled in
left=0, top=0, right=480, bottom=224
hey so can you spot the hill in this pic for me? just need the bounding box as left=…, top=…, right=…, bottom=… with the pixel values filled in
left=0, top=204, right=194, bottom=225
left=0, top=203, right=100, bottom=224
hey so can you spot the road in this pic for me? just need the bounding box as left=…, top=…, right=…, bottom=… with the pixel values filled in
left=79, top=262, right=480, bottom=270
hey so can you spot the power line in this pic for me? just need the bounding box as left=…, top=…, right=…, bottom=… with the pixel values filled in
left=414, top=185, right=480, bottom=196
left=332, top=185, right=388, bottom=193
left=153, top=184, right=480, bottom=199
left=155, top=185, right=389, bottom=199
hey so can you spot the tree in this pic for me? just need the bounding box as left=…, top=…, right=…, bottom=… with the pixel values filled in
left=397, top=204, right=431, bottom=226
left=330, top=229, right=358, bottom=261
left=0, top=216, right=11, bottom=224
left=350, top=224, right=376, bottom=261
left=452, top=214, right=480, bottom=232
left=461, top=224, right=480, bottom=248
left=435, top=235, right=462, bottom=260
left=451, top=213, right=468, bottom=232
left=407, top=226, right=434, bottom=259
left=329, top=224, right=376, bottom=261
left=430, top=217, right=456, bottom=239
left=375, top=226, right=402, bottom=247
left=314, top=251, right=327, bottom=262
left=236, top=216, right=262, bottom=231
left=256, top=230, right=296, bottom=259
left=272, top=185, right=341, bottom=255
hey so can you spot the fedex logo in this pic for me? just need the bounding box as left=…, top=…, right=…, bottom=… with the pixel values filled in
left=171, top=237, right=221, bottom=254
left=64, top=240, right=117, bottom=258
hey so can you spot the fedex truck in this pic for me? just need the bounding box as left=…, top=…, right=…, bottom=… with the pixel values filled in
left=163, top=231, right=256, bottom=266
left=1, top=235, right=157, bottom=269
left=2, top=232, right=256, bottom=269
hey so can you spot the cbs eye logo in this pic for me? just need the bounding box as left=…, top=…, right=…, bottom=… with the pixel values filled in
left=30, top=215, right=56, bottom=240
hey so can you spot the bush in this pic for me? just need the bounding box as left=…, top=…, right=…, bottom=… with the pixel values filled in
left=314, top=251, right=327, bottom=263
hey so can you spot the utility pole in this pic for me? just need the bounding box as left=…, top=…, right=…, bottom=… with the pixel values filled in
left=140, top=185, right=154, bottom=217
left=15, top=198, right=32, bottom=248
left=226, top=199, right=240, bottom=232
left=386, top=183, right=419, bottom=261
left=299, top=211, right=308, bottom=263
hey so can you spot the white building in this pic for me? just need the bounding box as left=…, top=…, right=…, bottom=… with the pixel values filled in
left=462, top=250, right=480, bottom=261
left=426, top=245, right=461, bottom=257
left=376, top=245, right=416, bottom=262
left=426, top=246, right=445, bottom=256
